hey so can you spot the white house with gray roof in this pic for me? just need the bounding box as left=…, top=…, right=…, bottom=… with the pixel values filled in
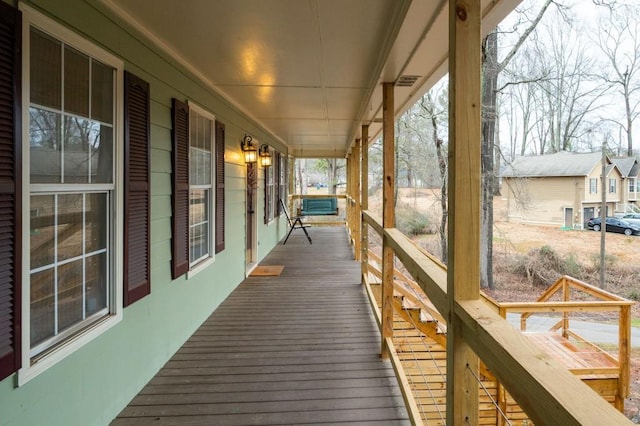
left=502, top=151, right=624, bottom=228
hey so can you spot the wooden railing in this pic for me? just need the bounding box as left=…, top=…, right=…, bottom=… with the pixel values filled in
left=359, top=210, right=632, bottom=425
left=497, top=275, right=632, bottom=410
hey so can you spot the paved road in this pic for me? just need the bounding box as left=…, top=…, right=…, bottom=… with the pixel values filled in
left=506, top=313, right=640, bottom=347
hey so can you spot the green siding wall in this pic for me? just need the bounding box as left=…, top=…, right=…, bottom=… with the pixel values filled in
left=0, top=1, right=288, bottom=425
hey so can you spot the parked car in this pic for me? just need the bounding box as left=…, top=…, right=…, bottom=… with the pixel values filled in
left=622, top=213, right=640, bottom=226
left=587, top=217, right=640, bottom=236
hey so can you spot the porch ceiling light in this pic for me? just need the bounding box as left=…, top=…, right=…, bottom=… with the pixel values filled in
left=259, top=144, right=272, bottom=167
left=241, top=134, right=257, bottom=163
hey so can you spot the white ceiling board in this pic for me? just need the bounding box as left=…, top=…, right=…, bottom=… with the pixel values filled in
left=325, top=88, right=369, bottom=119
left=112, top=0, right=324, bottom=87
left=218, top=86, right=327, bottom=120
left=378, top=0, right=446, bottom=82
left=259, top=118, right=330, bottom=138
left=318, top=0, right=401, bottom=88
left=103, top=0, right=521, bottom=157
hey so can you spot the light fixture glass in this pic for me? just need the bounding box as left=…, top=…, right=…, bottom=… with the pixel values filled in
left=259, top=144, right=272, bottom=167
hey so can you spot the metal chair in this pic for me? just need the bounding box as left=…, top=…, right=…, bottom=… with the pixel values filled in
left=279, top=199, right=312, bottom=244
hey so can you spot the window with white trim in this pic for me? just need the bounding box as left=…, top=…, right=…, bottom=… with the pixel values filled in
left=188, top=103, right=215, bottom=266
left=630, top=178, right=636, bottom=193
left=24, top=8, right=122, bottom=366
left=265, top=149, right=276, bottom=223
left=609, top=178, right=617, bottom=193
left=589, top=178, right=597, bottom=194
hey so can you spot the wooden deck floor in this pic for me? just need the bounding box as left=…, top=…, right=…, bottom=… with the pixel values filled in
left=112, top=227, right=410, bottom=425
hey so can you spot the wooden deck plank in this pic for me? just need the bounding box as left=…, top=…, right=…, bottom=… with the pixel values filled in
left=112, top=407, right=409, bottom=425
left=112, top=228, right=410, bottom=425
left=140, top=377, right=403, bottom=395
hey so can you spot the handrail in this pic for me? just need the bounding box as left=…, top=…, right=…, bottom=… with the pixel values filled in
left=360, top=209, right=632, bottom=424
left=500, top=300, right=633, bottom=313
left=289, top=193, right=347, bottom=199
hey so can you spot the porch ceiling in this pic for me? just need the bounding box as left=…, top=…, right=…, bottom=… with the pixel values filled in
left=102, top=0, right=520, bottom=158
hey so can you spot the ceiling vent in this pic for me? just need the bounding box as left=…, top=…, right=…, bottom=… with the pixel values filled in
left=396, top=75, right=421, bottom=87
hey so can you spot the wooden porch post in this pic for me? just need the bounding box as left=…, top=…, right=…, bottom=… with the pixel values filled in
left=381, top=82, right=395, bottom=358
left=346, top=153, right=352, bottom=240
left=288, top=155, right=295, bottom=215
left=349, top=150, right=356, bottom=241
left=361, top=125, right=369, bottom=284
left=353, top=139, right=361, bottom=261
left=447, top=1, right=480, bottom=424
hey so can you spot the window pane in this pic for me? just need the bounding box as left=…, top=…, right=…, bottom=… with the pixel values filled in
left=190, top=188, right=210, bottom=264
left=63, top=117, right=92, bottom=183
left=30, top=108, right=62, bottom=183
left=30, top=268, right=55, bottom=346
left=86, top=253, right=107, bottom=316
left=30, top=29, right=61, bottom=109
left=64, top=46, right=89, bottom=118
left=189, top=112, right=212, bottom=186
left=91, top=60, right=114, bottom=124
left=86, top=193, right=107, bottom=253
left=190, top=223, right=209, bottom=263
left=31, top=195, right=56, bottom=269
left=92, top=124, right=114, bottom=184
left=57, top=194, right=83, bottom=261
left=57, top=260, right=83, bottom=332
left=190, top=189, right=209, bottom=226
left=203, top=116, right=212, bottom=152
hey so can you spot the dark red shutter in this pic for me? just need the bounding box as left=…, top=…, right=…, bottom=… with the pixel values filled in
left=276, top=152, right=283, bottom=216
left=215, top=121, right=225, bottom=254
left=264, top=159, right=270, bottom=225
left=171, top=99, right=189, bottom=278
left=0, top=2, right=22, bottom=381
left=123, top=72, right=151, bottom=306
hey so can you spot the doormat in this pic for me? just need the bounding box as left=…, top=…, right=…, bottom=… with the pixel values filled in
left=250, top=265, right=284, bottom=276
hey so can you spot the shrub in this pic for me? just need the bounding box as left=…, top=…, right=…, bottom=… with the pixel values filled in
left=627, top=290, right=640, bottom=301
left=512, top=245, right=567, bottom=287
left=563, top=253, right=582, bottom=278
left=396, top=208, right=432, bottom=236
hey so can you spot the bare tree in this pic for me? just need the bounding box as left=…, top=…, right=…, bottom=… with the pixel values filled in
left=480, top=0, right=555, bottom=289
left=593, top=3, right=640, bottom=155
left=528, top=15, right=608, bottom=154
left=415, top=89, right=448, bottom=263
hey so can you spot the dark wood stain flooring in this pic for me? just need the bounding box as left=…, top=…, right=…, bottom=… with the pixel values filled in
left=112, top=227, right=410, bottom=425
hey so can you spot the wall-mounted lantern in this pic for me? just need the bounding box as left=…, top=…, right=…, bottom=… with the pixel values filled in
left=240, top=135, right=257, bottom=163
left=259, top=144, right=272, bottom=167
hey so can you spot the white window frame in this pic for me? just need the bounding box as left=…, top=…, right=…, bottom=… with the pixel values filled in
left=19, top=4, right=124, bottom=385
left=186, top=101, right=215, bottom=277
left=589, top=178, right=597, bottom=194
left=609, top=178, right=617, bottom=194
left=265, top=148, right=276, bottom=224
left=630, top=178, right=636, bottom=193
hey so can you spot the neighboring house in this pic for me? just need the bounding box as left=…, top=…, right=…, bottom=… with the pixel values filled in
left=502, top=151, right=624, bottom=229
left=611, top=157, right=640, bottom=212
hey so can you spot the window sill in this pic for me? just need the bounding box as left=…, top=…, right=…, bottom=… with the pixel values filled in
left=187, top=257, right=215, bottom=279
left=18, top=312, right=122, bottom=386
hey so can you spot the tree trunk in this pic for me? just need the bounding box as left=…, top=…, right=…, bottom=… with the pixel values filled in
left=436, top=137, right=448, bottom=263
left=329, top=158, right=338, bottom=195
left=494, top=109, right=502, bottom=196
left=481, top=30, right=498, bottom=289
left=297, top=159, right=306, bottom=195
left=625, top=79, right=634, bottom=156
